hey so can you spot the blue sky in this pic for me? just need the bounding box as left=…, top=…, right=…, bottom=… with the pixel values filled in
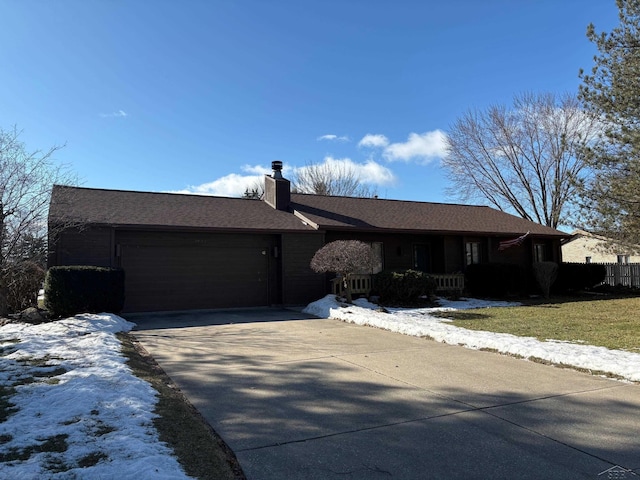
left=1, top=0, right=619, bottom=204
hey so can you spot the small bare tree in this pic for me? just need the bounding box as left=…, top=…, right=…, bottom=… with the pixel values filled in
left=310, top=240, right=373, bottom=303
left=242, top=180, right=264, bottom=200
left=291, top=161, right=378, bottom=197
left=533, top=261, right=558, bottom=299
left=444, top=92, right=600, bottom=228
left=0, top=126, right=76, bottom=316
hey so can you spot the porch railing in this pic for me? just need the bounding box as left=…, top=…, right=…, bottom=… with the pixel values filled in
left=330, top=273, right=465, bottom=297
left=331, top=274, right=372, bottom=297
left=431, top=273, right=465, bottom=293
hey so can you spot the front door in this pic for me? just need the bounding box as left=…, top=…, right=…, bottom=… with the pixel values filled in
left=413, top=244, right=431, bottom=272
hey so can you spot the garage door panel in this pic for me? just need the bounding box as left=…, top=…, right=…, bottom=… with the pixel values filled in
left=119, top=235, right=272, bottom=312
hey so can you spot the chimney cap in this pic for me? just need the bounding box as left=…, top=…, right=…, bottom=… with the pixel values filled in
left=272, top=160, right=283, bottom=179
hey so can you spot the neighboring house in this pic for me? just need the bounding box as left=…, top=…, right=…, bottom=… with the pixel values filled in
left=561, top=229, right=640, bottom=264
left=48, top=162, right=568, bottom=313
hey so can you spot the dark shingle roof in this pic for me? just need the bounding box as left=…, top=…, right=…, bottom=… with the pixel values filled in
left=291, top=193, right=567, bottom=237
left=49, top=186, right=314, bottom=232
left=50, top=185, right=568, bottom=238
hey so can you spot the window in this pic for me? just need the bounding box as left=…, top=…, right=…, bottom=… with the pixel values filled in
left=533, top=243, right=547, bottom=262
left=617, top=255, right=630, bottom=265
left=356, top=242, right=384, bottom=274
left=370, top=242, right=384, bottom=273
left=465, top=242, right=481, bottom=265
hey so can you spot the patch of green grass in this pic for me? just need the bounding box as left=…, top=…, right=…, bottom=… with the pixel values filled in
left=438, top=296, right=640, bottom=352
left=117, top=333, right=245, bottom=480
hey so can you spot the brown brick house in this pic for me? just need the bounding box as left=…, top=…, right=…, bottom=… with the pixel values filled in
left=48, top=163, right=567, bottom=312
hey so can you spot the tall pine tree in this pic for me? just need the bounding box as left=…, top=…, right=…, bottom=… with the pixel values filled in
left=578, top=0, right=640, bottom=246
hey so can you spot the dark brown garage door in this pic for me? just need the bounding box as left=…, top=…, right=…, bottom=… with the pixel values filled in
left=118, top=232, right=274, bottom=312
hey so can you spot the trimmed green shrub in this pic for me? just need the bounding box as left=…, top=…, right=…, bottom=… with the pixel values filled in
left=465, top=263, right=526, bottom=298
left=44, top=266, right=125, bottom=318
left=374, top=270, right=437, bottom=305
left=553, top=263, right=607, bottom=293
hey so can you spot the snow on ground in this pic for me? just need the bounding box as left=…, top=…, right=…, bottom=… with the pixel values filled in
left=304, top=295, right=640, bottom=383
left=0, top=314, right=192, bottom=479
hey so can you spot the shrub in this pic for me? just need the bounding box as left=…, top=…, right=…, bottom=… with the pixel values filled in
left=4, top=261, right=46, bottom=313
left=532, top=262, right=558, bottom=299
left=553, top=263, right=607, bottom=293
left=44, top=266, right=125, bottom=318
left=374, top=270, right=437, bottom=305
left=465, top=263, right=526, bottom=298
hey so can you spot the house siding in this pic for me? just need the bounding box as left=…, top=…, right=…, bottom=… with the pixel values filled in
left=324, top=232, right=461, bottom=274
left=49, top=227, right=114, bottom=268
left=281, top=233, right=325, bottom=305
left=562, top=235, right=640, bottom=263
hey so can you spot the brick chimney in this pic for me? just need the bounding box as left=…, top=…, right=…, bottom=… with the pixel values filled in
left=264, top=161, right=291, bottom=211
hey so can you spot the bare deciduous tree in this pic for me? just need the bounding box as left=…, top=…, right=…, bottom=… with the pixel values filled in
left=290, top=161, right=378, bottom=197
left=241, top=180, right=264, bottom=200
left=443, top=92, right=600, bottom=228
left=0, top=126, right=76, bottom=315
left=310, top=240, right=373, bottom=303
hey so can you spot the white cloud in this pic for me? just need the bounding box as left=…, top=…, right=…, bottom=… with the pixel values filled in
left=99, top=110, right=128, bottom=118
left=358, top=134, right=389, bottom=148
left=317, top=134, right=350, bottom=142
left=169, top=157, right=396, bottom=198
left=383, top=130, right=447, bottom=163
left=169, top=173, right=263, bottom=197
left=239, top=164, right=272, bottom=175
left=295, top=156, right=397, bottom=186
left=357, top=159, right=397, bottom=185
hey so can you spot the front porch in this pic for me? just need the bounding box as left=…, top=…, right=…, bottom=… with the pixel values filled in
left=330, top=273, right=465, bottom=298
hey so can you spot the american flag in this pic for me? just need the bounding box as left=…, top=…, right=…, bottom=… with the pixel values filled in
left=498, top=231, right=529, bottom=251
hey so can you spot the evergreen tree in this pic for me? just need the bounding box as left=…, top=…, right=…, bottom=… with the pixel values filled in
left=578, top=0, right=640, bottom=246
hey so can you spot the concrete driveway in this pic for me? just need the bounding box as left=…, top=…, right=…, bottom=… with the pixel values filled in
left=129, top=309, right=640, bottom=479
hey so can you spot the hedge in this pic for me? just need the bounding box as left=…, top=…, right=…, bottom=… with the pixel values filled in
left=465, top=263, right=527, bottom=298
left=374, top=270, right=437, bottom=305
left=44, top=266, right=125, bottom=318
left=552, top=263, right=607, bottom=293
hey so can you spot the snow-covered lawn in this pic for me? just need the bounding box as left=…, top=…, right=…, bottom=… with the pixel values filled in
left=0, top=314, right=192, bottom=479
left=304, top=295, right=640, bottom=383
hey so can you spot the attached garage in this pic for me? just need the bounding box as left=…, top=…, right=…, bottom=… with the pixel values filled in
left=117, top=231, right=278, bottom=312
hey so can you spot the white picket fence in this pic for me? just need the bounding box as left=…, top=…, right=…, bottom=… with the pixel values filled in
left=431, top=273, right=465, bottom=293
left=331, top=275, right=372, bottom=296
left=330, top=273, right=465, bottom=297
left=598, top=263, right=640, bottom=288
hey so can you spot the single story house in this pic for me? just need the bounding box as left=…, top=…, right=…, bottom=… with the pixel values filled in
left=48, top=162, right=568, bottom=313
left=562, top=229, right=640, bottom=264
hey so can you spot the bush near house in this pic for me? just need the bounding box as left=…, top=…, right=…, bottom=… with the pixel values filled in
left=374, top=270, right=437, bottom=305
left=532, top=261, right=559, bottom=299
left=465, top=263, right=527, bottom=298
left=44, top=266, right=125, bottom=318
left=5, top=261, right=46, bottom=313
left=553, top=263, right=607, bottom=293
